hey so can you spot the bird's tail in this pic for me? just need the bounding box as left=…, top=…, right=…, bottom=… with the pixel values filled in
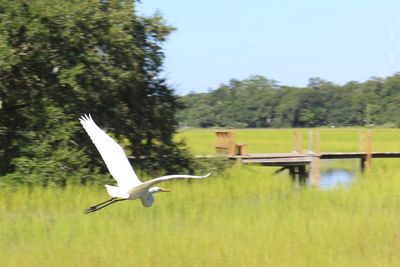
left=105, top=185, right=129, bottom=198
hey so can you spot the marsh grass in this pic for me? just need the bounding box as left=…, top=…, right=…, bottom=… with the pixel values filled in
left=2, top=128, right=400, bottom=266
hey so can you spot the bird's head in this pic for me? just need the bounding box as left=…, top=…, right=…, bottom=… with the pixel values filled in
left=149, top=187, right=171, bottom=194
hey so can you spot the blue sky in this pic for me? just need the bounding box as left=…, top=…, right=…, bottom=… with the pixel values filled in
left=137, top=0, right=400, bottom=95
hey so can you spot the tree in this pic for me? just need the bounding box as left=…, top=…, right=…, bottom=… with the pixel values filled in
left=0, top=0, right=193, bottom=184
left=1, top=103, right=94, bottom=186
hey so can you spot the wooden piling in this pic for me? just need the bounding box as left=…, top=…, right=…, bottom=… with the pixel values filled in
left=310, top=131, right=320, bottom=187
left=366, top=129, right=372, bottom=169
left=359, top=131, right=366, bottom=172
left=308, top=130, right=313, bottom=152
left=298, top=165, right=307, bottom=184
left=293, top=130, right=303, bottom=153
left=359, top=129, right=372, bottom=171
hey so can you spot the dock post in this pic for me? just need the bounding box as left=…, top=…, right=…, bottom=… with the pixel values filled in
left=308, top=130, right=313, bottom=152
left=293, top=167, right=300, bottom=189
left=360, top=156, right=366, bottom=172
left=289, top=166, right=295, bottom=179
left=293, top=130, right=303, bottom=153
left=235, top=156, right=242, bottom=167
left=289, top=167, right=298, bottom=188
left=360, top=130, right=372, bottom=171
left=359, top=131, right=366, bottom=172
left=289, top=165, right=307, bottom=188
left=298, top=165, right=307, bottom=184
left=366, top=129, right=372, bottom=170
left=310, top=131, right=320, bottom=187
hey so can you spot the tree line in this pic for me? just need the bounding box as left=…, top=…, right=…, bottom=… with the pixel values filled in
left=178, top=75, right=400, bottom=128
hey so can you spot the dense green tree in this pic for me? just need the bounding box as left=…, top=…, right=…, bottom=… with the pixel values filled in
left=1, top=103, right=94, bottom=186
left=0, top=0, right=193, bottom=184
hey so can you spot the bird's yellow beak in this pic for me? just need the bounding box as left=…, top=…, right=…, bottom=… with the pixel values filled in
left=160, top=188, right=171, bottom=192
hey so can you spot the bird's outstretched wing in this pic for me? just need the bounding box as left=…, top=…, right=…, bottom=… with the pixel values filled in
left=79, top=114, right=141, bottom=189
left=132, top=173, right=212, bottom=192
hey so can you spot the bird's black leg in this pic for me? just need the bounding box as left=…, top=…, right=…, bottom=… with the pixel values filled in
left=83, top=197, right=116, bottom=214
left=89, top=197, right=116, bottom=208
left=83, top=198, right=127, bottom=214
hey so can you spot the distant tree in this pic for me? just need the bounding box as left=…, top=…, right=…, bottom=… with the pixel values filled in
left=179, top=74, right=400, bottom=129
left=307, top=77, right=333, bottom=88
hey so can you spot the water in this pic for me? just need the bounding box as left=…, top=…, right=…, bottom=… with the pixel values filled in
left=317, top=169, right=354, bottom=189
left=299, top=168, right=355, bottom=189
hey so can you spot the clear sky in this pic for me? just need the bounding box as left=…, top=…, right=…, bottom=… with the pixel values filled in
left=137, top=0, right=400, bottom=95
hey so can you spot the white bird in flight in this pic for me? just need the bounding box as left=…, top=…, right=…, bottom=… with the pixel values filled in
left=79, top=114, right=211, bottom=214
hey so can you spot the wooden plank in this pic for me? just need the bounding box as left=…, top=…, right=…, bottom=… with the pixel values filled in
left=231, top=152, right=400, bottom=160
left=241, top=157, right=313, bottom=166
left=370, top=152, right=400, bottom=158
left=229, top=151, right=400, bottom=170
left=320, top=152, right=400, bottom=159
left=229, top=153, right=311, bottom=159
left=319, top=152, right=366, bottom=159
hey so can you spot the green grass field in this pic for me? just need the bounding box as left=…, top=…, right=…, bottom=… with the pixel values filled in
left=1, top=128, right=400, bottom=266
left=176, top=128, right=400, bottom=154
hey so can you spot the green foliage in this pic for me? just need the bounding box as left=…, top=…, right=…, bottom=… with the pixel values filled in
left=179, top=74, right=400, bottom=128
left=1, top=103, right=93, bottom=186
left=0, top=0, right=191, bottom=184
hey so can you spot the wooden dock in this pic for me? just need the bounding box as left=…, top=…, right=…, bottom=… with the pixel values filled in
left=228, top=152, right=400, bottom=186
left=215, top=129, right=400, bottom=186
left=231, top=151, right=400, bottom=162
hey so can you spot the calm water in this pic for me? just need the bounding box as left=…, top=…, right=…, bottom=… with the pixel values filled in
left=316, top=169, right=354, bottom=189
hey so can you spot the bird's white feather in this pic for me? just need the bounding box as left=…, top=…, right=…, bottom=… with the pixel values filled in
left=128, top=173, right=212, bottom=195
left=79, top=114, right=141, bottom=189
left=105, top=185, right=130, bottom=198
